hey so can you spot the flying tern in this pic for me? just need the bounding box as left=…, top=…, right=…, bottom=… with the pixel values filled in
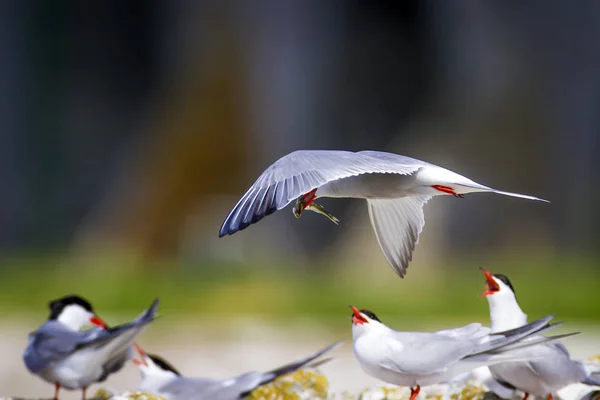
left=349, top=305, right=575, bottom=400
left=481, top=268, right=600, bottom=400
left=219, top=150, right=548, bottom=277
left=132, top=341, right=342, bottom=400
left=23, top=295, right=159, bottom=400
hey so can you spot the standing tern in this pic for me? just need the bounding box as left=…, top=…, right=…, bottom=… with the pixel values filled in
left=349, top=305, right=576, bottom=400
left=218, top=150, right=548, bottom=277
left=23, top=295, right=159, bottom=400
left=132, top=341, right=342, bottom=400
left=481, top=268, right=600, bottom=400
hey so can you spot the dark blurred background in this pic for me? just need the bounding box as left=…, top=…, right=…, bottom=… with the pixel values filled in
left=2, top=1, right=600, bottom=397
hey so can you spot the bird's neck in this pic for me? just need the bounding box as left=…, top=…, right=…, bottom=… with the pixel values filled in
left=488, top=295, right=528, bottom=332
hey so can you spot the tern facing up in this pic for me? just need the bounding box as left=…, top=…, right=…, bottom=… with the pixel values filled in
left=349, top=305, right=576, bottom=400
left=219, top=150, right=548, bottom=277
left=481, top=268, right=600, bottom=400
left=23, top=295, right=159, bottom=400
left=132, top=341, right=342, bottom=400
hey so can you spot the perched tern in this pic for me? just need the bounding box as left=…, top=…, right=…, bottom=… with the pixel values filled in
left=219, top=150, right=548, bottom=277
left=132, top=341, right=342, bottom=400
left=349, top=305, right=576, bottom=400
left=23, top=295, right=159, bottom=400
left=481, top=268, right=600, bottom=400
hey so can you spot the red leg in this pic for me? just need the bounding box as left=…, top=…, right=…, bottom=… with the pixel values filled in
left=431, top=185, right=463, bottom=198
left=547, top=394, right=553, bottom=400
left=409, top=385, right=421, bottom=400
left=301, top=188, right=318, bottom=207
left=82, top=387, right=87, bottom=400
left=523, top=393, right=529, bottom=400
left=53, top=383, right=60, bottom=400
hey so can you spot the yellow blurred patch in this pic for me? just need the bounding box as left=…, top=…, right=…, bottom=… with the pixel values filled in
left=94, top=388, right=167, bottom=400
left=248, top=368, right=329, bottom=400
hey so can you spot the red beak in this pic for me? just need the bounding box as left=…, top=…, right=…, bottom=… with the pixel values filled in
left=89, top=316, right=108, bottom=329
left=132, top=343, right=148, bottom=367
left=480, top=267, right=500, bottom=296
left=350, top=305, right=368, bottom=325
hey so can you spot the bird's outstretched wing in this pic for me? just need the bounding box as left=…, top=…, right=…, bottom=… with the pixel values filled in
left=219, top=150, right=422, bottom=237
left=366, top=196, right=431, bottom=277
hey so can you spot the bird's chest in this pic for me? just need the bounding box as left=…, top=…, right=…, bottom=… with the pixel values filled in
left=353, top=335, right=418, bottom=386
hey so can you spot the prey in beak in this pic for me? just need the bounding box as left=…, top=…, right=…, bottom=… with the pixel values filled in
left=480, top=267, right=500, bottom=296
left=293, top=189, right=339, bottom=225
left=350, top=305, right=369, bottom=325
left=132, top=343, right=148, bottom=367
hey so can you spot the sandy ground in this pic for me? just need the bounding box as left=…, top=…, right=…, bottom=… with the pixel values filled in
left=3, top=318, right=599, bottom=399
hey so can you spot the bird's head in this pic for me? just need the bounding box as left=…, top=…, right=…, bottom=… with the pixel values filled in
left=48, top=295, right=107, bottom=331
left=349, top=305, right=385, bottom=337
left=480, top=267, right=517, bottom=303
left=133, top=344, right=181, bottom=390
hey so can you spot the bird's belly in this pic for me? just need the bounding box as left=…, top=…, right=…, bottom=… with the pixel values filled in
left=40, top=363, right=101, bottom=389
left=40, top=351, right=108, bottom=389
left=318, top=173, right=416, bottom=199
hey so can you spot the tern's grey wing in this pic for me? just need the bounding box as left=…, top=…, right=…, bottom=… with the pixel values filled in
left=526, top=343, right=587, bottom=386
left=82, top=298, right=158, bottom=366
left=238, top=341, right=342, bottom=397
left=158, top=376, right=224, bottom=400
left=381, top=332, right=478, bottom=375
left=219, top=150, right=421, bottom=236
left=435, top=323, right=490, bottom=339
left=23, top=321, right=101, bottom=373
left=551, top=341, right=571, bottom=357
left=159, top=376, right=260, bottom=400
left=366, top=196, right=431, bottom=277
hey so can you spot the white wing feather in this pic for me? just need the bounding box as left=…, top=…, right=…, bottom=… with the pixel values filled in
left=366, top=196, right=431, bottom=277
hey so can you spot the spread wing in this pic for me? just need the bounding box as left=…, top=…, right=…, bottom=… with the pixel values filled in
left=219, top=150, right=422, bottom=236
left=366, top=196, right=431, bottom=277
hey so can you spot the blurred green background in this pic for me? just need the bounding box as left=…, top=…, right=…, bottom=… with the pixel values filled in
left=1, top=1, right=600, bottom=397
left=2, top=252, right=598, bottom=328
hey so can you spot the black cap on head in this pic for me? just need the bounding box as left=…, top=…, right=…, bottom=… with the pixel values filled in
left=492, top=274, right=516, bottom=294
left=359, top=309, right=382, bottom=323
left=48, top=295, right=94, bottom=320
left=148, top=354, right=181, bottom=376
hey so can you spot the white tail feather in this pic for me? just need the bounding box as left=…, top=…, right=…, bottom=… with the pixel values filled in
left=491, top=189, right=550, bottom=203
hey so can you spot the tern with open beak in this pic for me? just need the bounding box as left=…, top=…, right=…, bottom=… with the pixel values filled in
left=481, top=268, right=600, bottom=400
left=132, top=341, right=342, bottom=400
left=219, top=150, right=548, bottom=277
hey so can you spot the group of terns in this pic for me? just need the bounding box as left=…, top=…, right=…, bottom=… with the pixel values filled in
left=21, top=150, right=599, bottom=399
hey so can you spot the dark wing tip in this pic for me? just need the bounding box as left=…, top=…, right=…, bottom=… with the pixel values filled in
left=218, top=191, right=280, bottom=237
